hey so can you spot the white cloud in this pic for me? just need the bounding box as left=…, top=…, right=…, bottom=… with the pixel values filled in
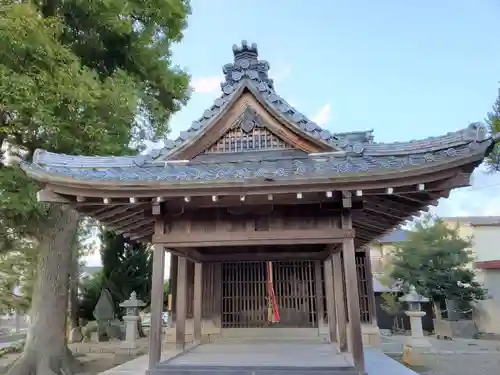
left=191, top=76, right=222, bottom=94
left=312, top=103, right=332, bottom=126
left=428, top=166, right=500, bottom=217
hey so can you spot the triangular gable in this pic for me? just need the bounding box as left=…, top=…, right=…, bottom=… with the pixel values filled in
left=203, top=106, right=294, bottom=154
left=170, top=88, right=336, bottom=159
left=153, top=41, right=371, bottom=161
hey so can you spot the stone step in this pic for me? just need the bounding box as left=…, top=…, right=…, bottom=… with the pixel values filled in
left=151, top=365, right=360, bottom=375
left=214, top=338, right=329, bottom=345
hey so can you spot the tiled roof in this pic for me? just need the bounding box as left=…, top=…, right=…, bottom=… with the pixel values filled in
left=442, top=216, right=500, bottom=226
left=22, top=41, right=494, bottom=174
left=21, top=138, right=490, bottom=183
left=377, top=229, right=408, bottom=243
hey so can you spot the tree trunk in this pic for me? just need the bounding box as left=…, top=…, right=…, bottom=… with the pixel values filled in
left=8, top=206, right=81, bottom=375
left=137, top=316, right=146, bottom=338
left=433, top=300, right=443, bottom=321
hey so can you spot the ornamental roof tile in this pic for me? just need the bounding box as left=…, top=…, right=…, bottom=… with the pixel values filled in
left=21, top=138, right=492, bottom=184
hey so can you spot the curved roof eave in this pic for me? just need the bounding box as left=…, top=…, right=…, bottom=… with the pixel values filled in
left=20, top=142, right=490, bottom=192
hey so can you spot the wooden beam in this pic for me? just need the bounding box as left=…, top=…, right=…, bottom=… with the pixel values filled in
left=169, top=248, right=204, bottom=263
left=341, top=210, right=365, bottom=373
left=332, top=251, right=347, bottom=352
left=105, top=209, right=145, bottom=226
left=36, top=189, right=70, bottom=203
left=42, top=168, right=460, bottom=199
left=154, top=228, right=354, bottom=248
left=163, top=196, right=365, bottom=212
left=148, top=244, right=165, bottom=370
left=324, top=253, right=337, bottom=343
left=201, top=250, right=329, bottom=263
left=94, top=204, right=144, bottom=221
left=314, top=260, right=325, bottom=329
left=175, top=256, right=187, bottom=350
left=193, top=262, right=203, bottom=344
left=364, top=249, right=378, bottom=325
left=115, top=219, right=154, bottom=235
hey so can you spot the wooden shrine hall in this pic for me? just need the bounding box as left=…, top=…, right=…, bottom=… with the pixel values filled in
left=22, top=41, right=496, bottom=374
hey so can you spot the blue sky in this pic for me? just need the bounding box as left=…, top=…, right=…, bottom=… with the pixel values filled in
left=84, top=0, right=500, bottom=266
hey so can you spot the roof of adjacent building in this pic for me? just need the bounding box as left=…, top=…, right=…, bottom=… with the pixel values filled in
left=442, top=216, right=500, bottom=226
left=377, top=229, right=409, bottom=243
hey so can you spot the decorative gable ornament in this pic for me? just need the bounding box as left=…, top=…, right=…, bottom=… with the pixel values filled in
left=240, top=106, right=261, bottom=133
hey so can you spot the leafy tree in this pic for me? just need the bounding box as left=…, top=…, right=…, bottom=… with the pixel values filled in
left=389, top=216, right=486, bottom=320
left=80, top=230, right=153, bottom=319
left=0, top=2, right=190, bottom=374
left=485, top=88, right=500, bottom=171
left=379, top=292, right=405, bottom=333
left=0, top=239, right=37, bottom=314
left=78, top=270, right=103, bottom=322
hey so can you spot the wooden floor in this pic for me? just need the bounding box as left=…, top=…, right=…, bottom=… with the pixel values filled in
left=169, top=342, right=353, bottom=367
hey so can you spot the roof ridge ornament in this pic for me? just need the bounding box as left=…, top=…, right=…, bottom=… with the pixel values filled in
left=223, top=40, right=274, bottom=90
left=151, top=41, right=376, bottom=159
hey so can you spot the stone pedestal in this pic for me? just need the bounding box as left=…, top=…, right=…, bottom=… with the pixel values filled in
left=121, top=315, right=139, bottom=349
left=399, top=287, right=432, bottom=367
left=405, top=311, right=431, bottom=348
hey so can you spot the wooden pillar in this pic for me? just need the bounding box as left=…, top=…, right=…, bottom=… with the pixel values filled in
left=332, top=251, right=347, bottom=352
left=148, top=244, right=165, bottom=370
left=342, top=210, right=365, bottom=373
left=193, top=262, right=203, bottom=344
left=323, top=256, right=336, bottom=343
left=314, top=260, right=325, bottom=328
left=364, top=249, right=378, bottom=325
left=175, top=256, right=187, bottom=350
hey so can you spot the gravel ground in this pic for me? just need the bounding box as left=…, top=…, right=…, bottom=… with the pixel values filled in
left=382, top=335, right=500, bottom=375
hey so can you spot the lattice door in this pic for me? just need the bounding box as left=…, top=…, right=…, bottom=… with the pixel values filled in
left=221, top=261, right=318, bottom=328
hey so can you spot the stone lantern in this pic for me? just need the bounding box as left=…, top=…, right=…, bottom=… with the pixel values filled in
left=119, top=291, right=146, bottom=349
left=399, top=285, right=432, bottom=365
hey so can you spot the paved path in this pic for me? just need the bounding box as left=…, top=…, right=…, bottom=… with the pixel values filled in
left=382, top=335, right=500, bottom=375
left=0, top=333, right=25, bottom=350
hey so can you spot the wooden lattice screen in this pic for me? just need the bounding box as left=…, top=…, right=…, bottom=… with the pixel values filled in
left=221, top=261, right=318, bottom=328
left=356, top=253, right=371, bottom=323
left=336, top=252, right=371, bottom=324
left=204, top=126, right=292, bottom=153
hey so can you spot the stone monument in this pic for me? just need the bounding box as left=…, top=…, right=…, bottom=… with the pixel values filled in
left=119, top=291, right=146, bottom=349
left=399, top=286, right=432, bottom=366
left=93, top=288, right=116, bottom=341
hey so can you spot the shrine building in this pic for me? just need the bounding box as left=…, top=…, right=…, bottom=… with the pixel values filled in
left=21, top=41, right=496, bottom=374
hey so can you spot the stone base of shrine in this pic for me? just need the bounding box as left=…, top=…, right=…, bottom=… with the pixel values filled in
left=145, top=342, right=419, bottom=375
left=165, top=318, right=221, bottom=344
left=316, top=322, right=381, bottom=348
left=165, top=320, right=381, bottom=349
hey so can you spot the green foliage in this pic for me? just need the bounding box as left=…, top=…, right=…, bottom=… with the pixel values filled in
left=0, top=0, right=190, bottom=240
left=78, top=271, right=103, bottom=322
left=389, top=215, right=486, bottom=309
left=486, top=89, right=500, bottom=171
left=79, top=230, right=153, bottom=320
left=380, top=292, right=403, bottom=316
left=0, top=239, right=37, bottom=313
left=164, top=280, right=169, bottom=295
